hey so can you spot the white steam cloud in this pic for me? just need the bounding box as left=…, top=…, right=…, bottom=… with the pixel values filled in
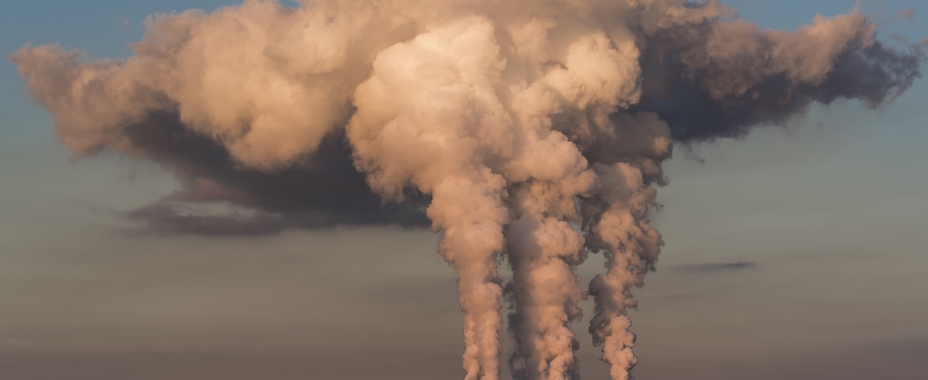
left=10, top=0, right=923, bottom=379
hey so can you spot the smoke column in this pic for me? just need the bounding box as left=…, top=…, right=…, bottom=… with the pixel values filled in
left=10, top=1, right=922, bottom=379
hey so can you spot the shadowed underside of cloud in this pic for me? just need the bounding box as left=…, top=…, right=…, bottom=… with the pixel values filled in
left=118, top=110, right=430, bottom=235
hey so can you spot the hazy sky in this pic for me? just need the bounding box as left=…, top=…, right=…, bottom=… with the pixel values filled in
left=1, top=1, right=927, bottom=379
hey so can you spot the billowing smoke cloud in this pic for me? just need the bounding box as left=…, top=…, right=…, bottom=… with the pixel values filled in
left=10, top=0, right=922, bottom=379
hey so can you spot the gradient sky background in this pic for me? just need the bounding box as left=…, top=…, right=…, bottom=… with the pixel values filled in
left=1, top=1, right=927, bottom=379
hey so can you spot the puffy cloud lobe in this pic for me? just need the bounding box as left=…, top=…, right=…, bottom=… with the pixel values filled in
left=10, top=0, right=923, bottom=379
left=127, top=0, right=380, bottom=170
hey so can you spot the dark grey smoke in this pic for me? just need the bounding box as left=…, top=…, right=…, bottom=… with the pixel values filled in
left=119, top=111, right=429, bottom=235
left=633, top=20, right=924, bottom=142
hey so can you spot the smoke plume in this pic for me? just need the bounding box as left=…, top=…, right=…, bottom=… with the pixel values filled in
left=11, top=0, right=922, bottom=378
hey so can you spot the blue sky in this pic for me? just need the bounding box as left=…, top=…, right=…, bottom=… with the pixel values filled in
left=1, top=1, right=927, bottom=379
